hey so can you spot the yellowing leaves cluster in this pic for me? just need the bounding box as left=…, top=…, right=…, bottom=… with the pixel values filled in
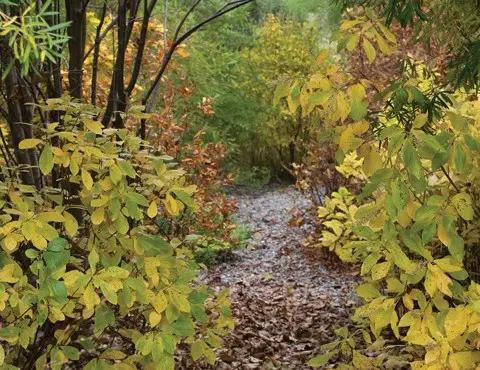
left=0, top=98, right=233, bottom=369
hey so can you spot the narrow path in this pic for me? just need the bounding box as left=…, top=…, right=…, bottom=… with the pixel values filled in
left=183, top=185, right=357, bottom=369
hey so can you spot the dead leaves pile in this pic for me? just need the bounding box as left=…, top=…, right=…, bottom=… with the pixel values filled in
left=179, top=186, right=358, bottom=369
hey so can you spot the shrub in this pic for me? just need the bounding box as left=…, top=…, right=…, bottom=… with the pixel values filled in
left=278, top=7, right=480, bottom=367
left=0, top=99, right=232, bottom=369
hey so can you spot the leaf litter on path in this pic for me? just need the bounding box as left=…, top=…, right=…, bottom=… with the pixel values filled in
left=179, top=185, right=358, bottom=369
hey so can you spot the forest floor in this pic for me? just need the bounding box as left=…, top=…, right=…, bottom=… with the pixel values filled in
left=180, top=185, right=359, bottom=369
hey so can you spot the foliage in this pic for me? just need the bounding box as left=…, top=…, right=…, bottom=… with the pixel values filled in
left=189, top=237, right=235, bottom=269
left=0, top=99, right=234, bottom=369
left=0, top=1, right=69, bottom=77
left=183, top=11, right=331, bottom=179
left=313, top=187, right=364, bottom=263
left=278, top=6, right=480, bottom=368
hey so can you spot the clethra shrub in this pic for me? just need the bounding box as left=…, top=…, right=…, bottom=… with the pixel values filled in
left=0, top=97, right=232, bottom=369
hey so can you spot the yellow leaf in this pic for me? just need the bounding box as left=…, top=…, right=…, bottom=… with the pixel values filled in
left=451, top=192, right=474, bottom=221
left=346, top=34, right=359, bottom=51
left=444, top=307, right=469, bottom=341
left=348, top=84, right=366, bottom=101
left=402, top=294, right=414, bottom=310
left=91, top=196, right=109, bottom=208
left=362, top=38, right=376, bottom=63
left=84, top=120, right=103, bottom=134
left=149, top=311, right=161, bottom=328
left=0, top=264, right=18, bottom=283
left=101, top=349, right=127, bottom=360
left=339, top=125, right=355, bottom=153
left=333, top=92, right=350, bottom=122
left=430, top=265, right=452, bottom=297
left=31, top=234, right=47, bottom=250
left=438, top=222, right=452, bottom=247
left=377, top=22, right=397, bottom=43
left=150, top=291, right=168, bottom=314
left=360, top=144, right=382, bottom=176
left=83, top=284, right=100, bottom=311
left=81, top=170, right=94, bottom=191
left=37, top=212, right=65, bottom=223
left=22, top=221, right=36, bottom=241
left=110, top=164, right=122, bottom=184
left=413, top=113, right=428, bottom=129
left=375, top=32, right=391, bottom=56
left=340, top=19, right=362, bottom=30
left=164, top=194, right=179, bottom=216
left=403, top=330, right=434, bottom=346
left=19, top=138, right=41, bottom=149
left=91, top=207, right=105, bottom=225
left=371, top=261, right=391, bottom=280
left=406, top=200, right=420, bottom=219
left=3, top=234, right=17, bottom=253
left=63, top=211, right=79, bottom=237
left=424, top=269, right=437, bottom=297
left=147, top=201, right=158, bottom=218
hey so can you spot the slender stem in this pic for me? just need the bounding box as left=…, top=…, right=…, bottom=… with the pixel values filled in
left=441, top=165, right=460, bottom=193
left=83, top=16, right=119, bottom=62
left=91, top=1, right=107, bottom=106
left=143, top=0, right=255, bottom=106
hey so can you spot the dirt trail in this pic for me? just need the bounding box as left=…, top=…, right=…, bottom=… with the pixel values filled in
left=182, top=185, right=357, bottom=369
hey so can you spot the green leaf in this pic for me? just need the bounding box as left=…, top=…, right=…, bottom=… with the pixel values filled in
left=43, top=248, right=70, bottom=272
left=356, top=283, right=382, bottom=300
left=172, top=316, right=195, bottom=337
left=392, top=179, right=409, bottom=211
left=94, top=305, right=115, bottom=334
left=307, top=350, right=338, bottom=367
left=48, top=237, right=67, bottom=252
left=349, top=99, right=368, bottom=121
left=137, top=234, right=173, bottom=256
left=0, top=325, right=20, bottom=339
left=60, top=346, right=80, bottom=360
left=124, top=192, right=149, bottom=207
left=399, top=229, right=424, bottom=257
left=454, top=143, right=467, bottom=173
left=135, top=334, right=153, bottom=356
left=402, top=140, right=422, bottom=178
left=118, top=161, right=136, bottom=179
left=39, top=143, right=54, bottom=175
left=172, top=189, right=195, bottom=208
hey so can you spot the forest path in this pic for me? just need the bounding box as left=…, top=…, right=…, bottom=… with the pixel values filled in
left=182, top=185, right=357, bottom=369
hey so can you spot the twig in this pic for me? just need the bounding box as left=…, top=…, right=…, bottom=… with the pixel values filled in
left=440, top=165, right=460, bottom=193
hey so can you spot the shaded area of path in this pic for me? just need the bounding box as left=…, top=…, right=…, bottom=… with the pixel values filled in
left=182, top=185, right=358, bottom=369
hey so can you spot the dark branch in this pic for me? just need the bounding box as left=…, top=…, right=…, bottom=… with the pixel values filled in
left=91, top=1, right=107, bottom=106
left=144, top=0, right=255, bottom=106
left=83, top=16, right=119, bottom=62
left=125, top=0, right=157, bottom=95
left=172, top=0, right=202, bottom=43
